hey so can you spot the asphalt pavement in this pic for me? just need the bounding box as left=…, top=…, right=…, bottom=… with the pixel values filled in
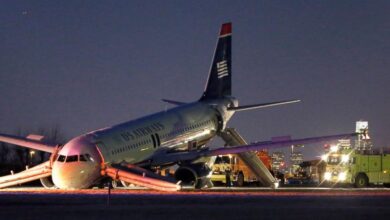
left=0, top=187, right=389, bottom=220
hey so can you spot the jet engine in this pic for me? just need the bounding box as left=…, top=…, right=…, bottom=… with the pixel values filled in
left=40, top=176, right=56, bottom=189
left=174, top=162, right=213, bottom=189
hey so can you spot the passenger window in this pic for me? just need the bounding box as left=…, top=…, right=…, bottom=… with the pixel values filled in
left=57, top=155, right=66, bottom=162
left=66, top=155, right=78, bottom=163
left=79, top=154, right=87, bottom=162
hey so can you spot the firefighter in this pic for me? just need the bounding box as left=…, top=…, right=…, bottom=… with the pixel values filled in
left=225, top=167, right=232, bottom=187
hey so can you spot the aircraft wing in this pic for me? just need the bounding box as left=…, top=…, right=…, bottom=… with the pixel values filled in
left=149, top=132, right=357, bottom=165
left=0, top=133, right=56, bottom=153
left=205, top=132, right=358, bottom=156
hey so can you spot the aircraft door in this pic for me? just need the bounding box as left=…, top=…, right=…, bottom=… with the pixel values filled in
left=188, top=141, right=197, bottom=151
left=95, top=141, right=110, bottom=163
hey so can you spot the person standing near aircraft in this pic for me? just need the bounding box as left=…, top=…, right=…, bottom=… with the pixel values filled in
left=225, top=167, right=232, bottom=187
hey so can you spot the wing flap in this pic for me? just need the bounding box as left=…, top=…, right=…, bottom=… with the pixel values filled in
left=0, top=133, right=56, bottom=153
left=0, top=161, right=52, bottom=189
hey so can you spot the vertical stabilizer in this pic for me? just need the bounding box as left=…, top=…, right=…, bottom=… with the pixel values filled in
left=200, top=23, right=232, bottom=101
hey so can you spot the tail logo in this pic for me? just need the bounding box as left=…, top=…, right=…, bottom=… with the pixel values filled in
left=217, top=60, right=229, bottom=79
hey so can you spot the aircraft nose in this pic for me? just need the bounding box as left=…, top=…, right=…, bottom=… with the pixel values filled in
left=51, top=136, right=103, bottom=189
left=52, top=155, right=101, bottom=189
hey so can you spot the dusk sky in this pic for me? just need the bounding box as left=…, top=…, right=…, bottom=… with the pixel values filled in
left=1, top=1, right=389, bottom=160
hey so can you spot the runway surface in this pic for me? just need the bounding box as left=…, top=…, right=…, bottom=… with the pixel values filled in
left=1, top=187, right=390, bottom=220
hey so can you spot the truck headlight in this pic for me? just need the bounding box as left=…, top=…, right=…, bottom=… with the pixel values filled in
left=341, top=155, right=349, bottom=163
left=324, top=172, right=331, bottom=180
left=321, top=154, right=328, bottom=161
left=330, top=145, right=339, bottom=152
left=338, top=172, right=347, bottom=181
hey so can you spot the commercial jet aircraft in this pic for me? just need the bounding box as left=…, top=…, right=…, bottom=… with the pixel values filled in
left=0, top=23, right=356, bottom=191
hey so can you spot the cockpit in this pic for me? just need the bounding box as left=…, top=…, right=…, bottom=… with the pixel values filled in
left=56, top=154, right=94, bottom=163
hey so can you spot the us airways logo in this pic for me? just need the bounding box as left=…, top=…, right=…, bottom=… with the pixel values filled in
left=217, top=60, right=229, bottom=79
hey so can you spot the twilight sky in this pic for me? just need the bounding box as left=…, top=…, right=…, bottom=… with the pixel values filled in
left=1, top=1, right=389, bottom=160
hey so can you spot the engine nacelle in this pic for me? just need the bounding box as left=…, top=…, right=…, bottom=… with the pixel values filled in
left=40, top=176, right=57, bottom=189
left=174, top=163, right=213, bottom=189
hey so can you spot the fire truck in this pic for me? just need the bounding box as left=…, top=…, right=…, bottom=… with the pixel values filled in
left=211, top=150, right=272, bottom=186
left=322, top=145, right=390, bottom=187
left=322, top=121, right=390, bottom=187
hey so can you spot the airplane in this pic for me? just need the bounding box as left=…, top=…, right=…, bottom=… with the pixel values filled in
left=0, top=23, right=356, bottom=191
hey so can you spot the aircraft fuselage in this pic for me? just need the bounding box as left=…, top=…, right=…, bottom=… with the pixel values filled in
left=51, top=98, right=235, bottom=189
left=91, top=101, right=223, bottom=165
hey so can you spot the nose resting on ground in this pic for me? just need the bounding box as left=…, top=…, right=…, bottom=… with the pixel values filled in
left=52, top=136, right=103, bottom=189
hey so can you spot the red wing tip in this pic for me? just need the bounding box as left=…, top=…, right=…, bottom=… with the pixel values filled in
left=220, top=22, right=232, bottom=36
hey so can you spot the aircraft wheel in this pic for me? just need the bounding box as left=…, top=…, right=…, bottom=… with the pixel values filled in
left=354, top=174, right=368, bottom=188
left=40, top=176, right=57, bottom=189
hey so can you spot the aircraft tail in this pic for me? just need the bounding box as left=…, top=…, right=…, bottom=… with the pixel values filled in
left=199, top=23, right=300, bottom=111
left=200, top=22, right=232, bottom=101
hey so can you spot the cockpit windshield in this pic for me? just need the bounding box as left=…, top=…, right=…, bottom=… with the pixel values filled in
left=215, top=156, right=231, bottom=164
left=66, top=155, right=78, bottom=162
left=79, top=154, right=87, bottom=161
left=327, top=156, right=341, bottom=165
left=57, top=155, right=66, bottom=162
left=56, top=154, right=93, bottom=163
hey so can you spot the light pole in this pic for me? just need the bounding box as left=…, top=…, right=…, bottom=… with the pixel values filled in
left=29, top=150, right=35, bottom=166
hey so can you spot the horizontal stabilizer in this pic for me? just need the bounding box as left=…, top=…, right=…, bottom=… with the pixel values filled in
left=161, top=99, right=187, bottom=106
left=227, top=99, right=300, bottom=112
left=0, top=133, right=56, bottom=153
